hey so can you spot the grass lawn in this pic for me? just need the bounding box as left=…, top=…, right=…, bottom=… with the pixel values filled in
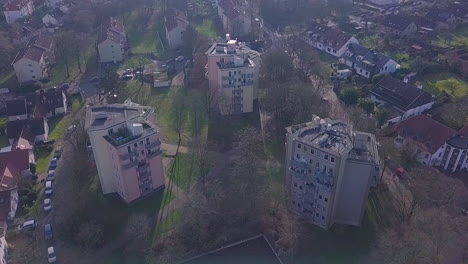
left=161, top=188, right=175, bottom=207
left=36, top=149, right=53, bottom=174
left=0, top=70, right=17, bottom=88
left=153, top=208, right=182, bottom=239
left=118, top=55, right=152, bottom=71
left=126, top=11, right=162, bottom=54
left=0, top=135, right=8, bottom=148
left=195, top=19, right=218, bottom=38
left=48, top=116, right=72, bottom=141
left=71, top=96, right=82, bottom=112
left=432, top=24, right=468, bottom=48
left=168, top=153, right=200, bottom=191
left=423, top=72, right=468, bottom=98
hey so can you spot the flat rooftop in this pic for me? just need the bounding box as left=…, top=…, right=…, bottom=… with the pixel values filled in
left=86, top=102, right=154, bottom=130
left=103, top=122, right=156, bottom=147
left=179, top=235, right=283, bottom=264
left=207, top=42, right=261, bottom=59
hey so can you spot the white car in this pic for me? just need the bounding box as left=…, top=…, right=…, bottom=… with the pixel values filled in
left=47, top=247, right=57, bottom=263
left=18, top=220, right=37, bottom=230
left=67, top=125, right=77, bottom=132
left=44, top=198, right=52, bottom=212
left=45, top=181, right=53, bottom=196
left=175, top=56, right=185, bottom=62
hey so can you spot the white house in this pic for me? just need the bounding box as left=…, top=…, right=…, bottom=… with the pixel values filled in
left=42, top=10, right=64, bottom=27
left=380, top=14, right=418, bottom=37
left=370, top=76, right=434, bottom=124
left=2, top=0, right=34, bottom=24
left=12, top=46, right=48, bottom=83
left=46, top=0, right=62, bottom=8
left=340, top=43, right=399, bottom=79
left=218, top=0, right=251, bottom=36
left=164, top=8, right=189, bottom=48
left=97, top=17, right=126, bottom=63
left=304, top=22, right=359, bottom=58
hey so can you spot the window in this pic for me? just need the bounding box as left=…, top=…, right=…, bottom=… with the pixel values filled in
left=331, top=157, right=335, bottom=163
left=315, top=213, right=319, bottom=217
left=146, top=138, right=150, bottom=144
left=229, top=71, right=231, bottom=77
left=316, top=162, right=319, bottom=168
left=297, top=203, right=301, bottom=208
left=303, top=146, right=307, bottom=151
left=325, top=198, right=328, bottom=202
left=243, top=78, right=246, bottom=83
left=134, top=143, right=137, bottom=148
left=139, top=140, right=143, bottom=145
left=30, top=70, right=33, bottom=73
left=319, top=195, right=322, bottom=200
left=328, top=168, right=333, bottom=175
left=359, top=69, right=362, bottom=73
left=384, top=66, right=388, bottom=70
left=292, top=200, right=295, bottom=205
left=317, top=152, right=321, bottom=158
left=324, top=154, right=329, bottom=160
left=311, top=149, right=315, bottom=154
left=28, top=64, right=32, bottom=67
left=141, top=150, right=145, bottom=155
left=109, top=128, right=114, bottom=134
left=439, top=152, right=442, bottom=157
left=309, top=159, right=312, bottom=164
left=294, top=182, right=297, bottom=187
left=127, top=146, right=131, bottom=153
left=321, top=216, right=325, bottom=220
left=297, top=143, right=301, bottom=148
left=296, top=153, right=300, bottom=159
left=299, top=186, right=303, bottom=190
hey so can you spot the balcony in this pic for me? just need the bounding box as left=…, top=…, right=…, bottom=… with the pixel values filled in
left=147, top=149, right=162, bottom=158
left=241, top=73, right=254, bottom=78
left=222, top=84, right=236, bottom=89
left=145, top=140, right=161, bottom=149
left=104, top=125, right=155, bottom=147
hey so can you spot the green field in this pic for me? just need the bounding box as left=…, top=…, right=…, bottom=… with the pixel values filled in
left=36, top=149, right=53, bottom=174
left=432, top=24, right=468, bottom=48
left=168, top=153, right=200, bottom=191
left=0, top=135, right=8, bottom=148
left=423, top=72, right=468, bottom=98
left=126, top=11, right=162, bottom=54
left=195, top=19, right=218, bottom=38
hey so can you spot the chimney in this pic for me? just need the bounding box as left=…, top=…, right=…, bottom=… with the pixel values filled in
left=226, top=33, right=230, bottom=42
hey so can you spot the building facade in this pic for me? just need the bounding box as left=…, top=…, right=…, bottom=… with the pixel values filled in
left=86, top=101, right=165, bottom=203
left=205, top=36, right=260, bottom=114
left=12, top=46, right=48, bottom=83
left=97, top=17, right=126, bottom=63
left=164, top=8, right=188, bottom=48
left=285, top=116, right=381, bottom=230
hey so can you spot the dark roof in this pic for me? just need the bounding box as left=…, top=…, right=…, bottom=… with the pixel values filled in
left=7, top=117, right=46, bottom=139
left=6, top=98, right=27, bottom=116
left=3, top=0, right=31, bottom=11
left=395, top=115, right=456, bottom=154
left=409, top=15, right=436, bottom=29
left=13, top=46, right=45, bottom=64
left=381, top=14, right=414, bottom=31
left=0, top=190, right=12, bottom=222
left=33, top=33, right=54, bottom=50
left=223, top=6, right=241, bottom=20
left=11, top=128, right=35, bottom=150
left=447, top=135, right=468, bottom=149
left=447, top=2, right=468, bottom=18
left=165, top=8, right=188, bottom=32
left=46, top=9, right=64, bottom=20
left=179, top=235, right=283, bottom=264
left=371, top=76, right=434, bottom=111
left=343, top=43, right=394, bottom=72
left=218, top=0, right=235, bottom=10
left=306, top=22, right=354, bottom=50
left=0, top=149, right=31, bottom=171
left=0, top=162, right=20, bottom=191
left=108, top=17, right=124, bottom=33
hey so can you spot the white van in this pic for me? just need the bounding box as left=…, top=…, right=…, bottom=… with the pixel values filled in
left=45, top=181, right=53, bottom=196
left=18, top=220, right=37, bottom=230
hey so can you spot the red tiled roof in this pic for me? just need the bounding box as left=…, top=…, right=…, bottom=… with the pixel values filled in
left=97, top=24, right=121, bottom=44
left=223, top=6, right=240, bottom=20
left=395, top=115, right=457, bottom=154
left=0, top=149, right=30, bottom=171
left=165, top=8, right=188, bottom=32
left=108, top=17, right=124, bottom=34
left=3, top=0, right=31, bottom=11
left=11, top=128, right=34, bottom=150
left=306, top=22, right=354, bottom=51
left=0, top=162, right=20, bottom=191
left=460, top=123, right=468, bottom=137
left=13, top=46, right=45, bottom=64
left=34, top=33, right=54, bottom=50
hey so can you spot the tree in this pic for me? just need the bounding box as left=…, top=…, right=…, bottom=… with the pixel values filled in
left=0, top=33, right=15, bottom=73
left=125, top=214, right=151, bottom=241
left=55, top=31, right=75, bottom=78
left=100, top=66, right=124, bottom=93
left=340, top=88, right=359, bottom=105
left=77, top=219, right=103, bottom=250
left=260, top=49, right=295, bottom=82
left=69, top=7, right=95, bottom=33
left=358, top=98, right=375, bottom=113
left=375, top=105, right=390, bottom=127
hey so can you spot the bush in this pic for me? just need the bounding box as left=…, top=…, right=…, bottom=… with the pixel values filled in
left=358, top=98, right=375, bottom=113
left=340, top=88, right=360, bottom=105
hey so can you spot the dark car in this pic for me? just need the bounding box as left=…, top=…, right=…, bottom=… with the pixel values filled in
left=49, top=158, right=58, bottom=170
left=46, top=170, right=55, bottom=182
left=53, top=146, right=62, bottom=159
left=44, top=224, right=53, bottom=240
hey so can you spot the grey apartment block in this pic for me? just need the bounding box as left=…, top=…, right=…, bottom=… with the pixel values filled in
left=285, top=115, right=381, bottom=229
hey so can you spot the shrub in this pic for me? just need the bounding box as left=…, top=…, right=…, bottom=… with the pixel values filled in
left=340, top=88, right=360, bottom=105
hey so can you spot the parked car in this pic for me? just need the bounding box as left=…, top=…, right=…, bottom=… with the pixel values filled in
left=67, top=125, right=77, bottom=132
left=123, top=68, right=133, bottom=75
left=18, top=220, right=37, bottom=230
left=175, top=56, right=185, bottom=62
left=44, top=198, right=52, bottom=212
left=45, top=181, right=53, bottom=196
left=121, top=74, right=134, bottom=80
left=47, top=170, right=55, bottom=182
left=47, top=247, right=57, bottom=263
left=53, top=146, right=62, bottom=159
left=44, top=224, right=53, bottom=240
left=49, top=158, right=58, bottom=170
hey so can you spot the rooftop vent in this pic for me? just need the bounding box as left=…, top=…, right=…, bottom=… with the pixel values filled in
left=95, top=112, right=108, bottom=120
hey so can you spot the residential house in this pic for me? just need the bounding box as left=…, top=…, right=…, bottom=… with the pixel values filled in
left=285, top=115, right=381, bottom=230
left=6, top=89, right=66, bottom=121
left=0, top=160, right=20, bottom=222
left=370, top=76, right=434, bottom=124
left=12, top=46, right=48, bottom=83
left=304, top=22, right=359, bottom=58
left=6, top=117, right=49, bottom=143
left=395, top=115, right=468, bottom=172
left=0, top=149, right=35, bottom=175
left=367, top=0, right=399, bottom=6
left=217, top=0, right=251, bottom=36
left=85, top=101, right=165, bottom=203
left=11, top=19, right=42, bottom=45
left=2, top=0, right=34, bottom=24
left=205, top=35, right=261, bottom=114
left=164, top=8, right=189, bottom=48
left=425, top=8, right=458, bottom=28
left=448, top=2, right=468, bottom=23
left=42, top=9, right=64, bottom=28
left=33, top=33, right=56, bottom=65
left=380, top=14, right=418, bottom=37
left=409, top=15, right=437, bottom=36
left=97, top=17, right=126, bottom=63
left=46, top=0, right=62, bottom=8
left=340, top=43, right=398, bottom=79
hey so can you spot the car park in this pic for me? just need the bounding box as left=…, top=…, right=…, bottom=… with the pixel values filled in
left=47, top=247, right=57, bottom=263
left=45, top=181, right=53, bottom=196
left=18, top=220, right=37, bottom=230
left=49, top=158, right=58, bottom=170
left=47, top=170, right=55, bottom=182
left=44, top=198, right=52, bottom=212
left=44, top=224, right=53, bottom=240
